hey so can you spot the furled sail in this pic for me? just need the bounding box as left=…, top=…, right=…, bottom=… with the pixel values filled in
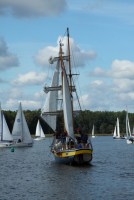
left=41, top=63, right=59, bottom=132
left=62, top=68, right=74, bottom=139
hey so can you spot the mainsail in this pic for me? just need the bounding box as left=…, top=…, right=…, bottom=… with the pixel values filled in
left=35, top=120, right=45, bottom=138
left=116, top=118, right=120, bottom=137
left=0, top=106, right=13, bottom=141
left=62, top=68, right=74, bottom=139
left=12, top=102, right=33, bottom=143
left=126, top=111, right=131, bottom=138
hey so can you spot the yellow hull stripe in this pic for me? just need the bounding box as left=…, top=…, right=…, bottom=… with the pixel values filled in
left=53, top=149, right=93, bottom=158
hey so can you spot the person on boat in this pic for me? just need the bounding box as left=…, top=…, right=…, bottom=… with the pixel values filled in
left=61, top=131, right=66, bottom=143
left=60, top=131, right=67, bottom=149
left=17, top=139, right=22, bottom=143
left=77, top=141, right=82, bottom=149
left=67, top=137, right=75, bottom=149
left=75, top=127, right=82, bottom=142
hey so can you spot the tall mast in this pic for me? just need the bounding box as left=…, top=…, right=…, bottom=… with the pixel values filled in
left=67, top=28, right=72, bottom=93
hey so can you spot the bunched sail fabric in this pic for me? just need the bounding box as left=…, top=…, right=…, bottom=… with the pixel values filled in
left=62, top=68, right=74, bottom=140
left=41, top=64, right=59, bottom=132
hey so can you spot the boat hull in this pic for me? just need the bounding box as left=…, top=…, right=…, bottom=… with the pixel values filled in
left=113, top=136, right=125, bottom=139
left=52, top=148, right=93, bottom=165
left=126, top=137, right=134, bottom=144
left=10, top=142, right=33, bottom=147
left=0, top=142, right=13, bottom=148
left=34, top=137, right=45, bottom=141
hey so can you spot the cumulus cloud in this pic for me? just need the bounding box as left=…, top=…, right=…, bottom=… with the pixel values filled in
left=113, top=79, right=134, bottom=93
left=0, top=38, right=19, bottom=70
left=89, top=67, right=107, bottom=77
left=35, top=36, right=96, bottom=67
left=0, top=0, right=67, bottom=18
left=5, top=98, right=40, bottom=110
left=86, top=59, right=134, bottom=111
left=12, top=71, right=47, bottom=86
left=110, top=60, right=134, bottom=79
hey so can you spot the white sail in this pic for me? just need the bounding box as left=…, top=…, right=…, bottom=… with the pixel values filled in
left=92, top=124, right=95, bottom=138
left=35, top=120, right=40, bottom=137
left=126, top=111, right=131, bottom=138
left=63, top=68, right=74, bottom=139
left=117, top=118, right=120, bottom=137
left=35, top=120, right=45, bottom=138
left=41, top=64, right=59, bottom=132
left=113, top=117, right=120, bottom=138
left=113, top=125, right=116, bottom=137
left=2, top=114, right=13, bottom=141
left=12, top=102, right=33, bottom=143
left=40, top=126, right=45, bottom=138
left=0, top=106, right=13, bottom=142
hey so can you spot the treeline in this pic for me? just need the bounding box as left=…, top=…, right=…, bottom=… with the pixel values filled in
left=3, top=109, right=134, bottom=136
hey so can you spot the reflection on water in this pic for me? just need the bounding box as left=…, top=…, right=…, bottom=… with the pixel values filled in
left=0, top=137, right=134, bottom=200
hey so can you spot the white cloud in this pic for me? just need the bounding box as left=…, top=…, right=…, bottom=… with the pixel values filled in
left=0, top=0, right=67, bottom=18
left=91, top=80, right=103, bottom=88
left=89, top=67, right=107, bottom=77
left=5, top=99, right=41, bottom=110
left=35, top=36, right=96, bottom=67
left=113, top=78, right=134, bottom=93
left=0, top=38, right=19, bottom=70
left=12, top=71, right=47, bottom=86
left=110, top=60, right=134, bottom=79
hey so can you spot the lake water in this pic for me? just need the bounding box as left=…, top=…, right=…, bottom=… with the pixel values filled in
left=0, top=136, right=134, bottom=200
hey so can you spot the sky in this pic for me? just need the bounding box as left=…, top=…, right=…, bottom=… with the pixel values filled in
left=0, top=0, right=134, bottom=112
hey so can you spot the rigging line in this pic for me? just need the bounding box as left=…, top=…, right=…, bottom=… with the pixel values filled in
left=72, top=78, right=82, bottom=111
left=70, top=45, right=86, bottom=110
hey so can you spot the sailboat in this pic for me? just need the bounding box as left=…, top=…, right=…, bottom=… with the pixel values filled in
left=41, top=28, right=93, bottom=165
left=34, top=120, right=45, bottom=141
left=126, top=111, right=134, bottom=144
left=11, top=102, right=33, bottom=147
left=91, top=124, right=95, bottom=138
left=113, top=118, right=121, bottom=139
left=0, top=105, right=13, bottom=147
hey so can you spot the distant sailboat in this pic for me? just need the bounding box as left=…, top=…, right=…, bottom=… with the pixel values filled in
left=92, top=124, right=95, bottom=138
left=0, top=105, right=13, bottom=147
left=113, top=118, right=121, bottom=139
left=34, top=120, right=45, bottom=141
left=11, top=102, right=33, bottom=147
left=126, top=111, right=134, bottom=144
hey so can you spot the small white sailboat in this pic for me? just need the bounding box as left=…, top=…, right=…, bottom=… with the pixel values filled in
left=34, top=120, right=45, bottom=141
left=0, top=105, right=13, bottom=147
left=113, top=118, right=121, bottom=139
left=11, top=102, right=33, bottom=147
left=126, top=111, right=134, bottom=144
left=91, top=124, right=95, bottom=138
